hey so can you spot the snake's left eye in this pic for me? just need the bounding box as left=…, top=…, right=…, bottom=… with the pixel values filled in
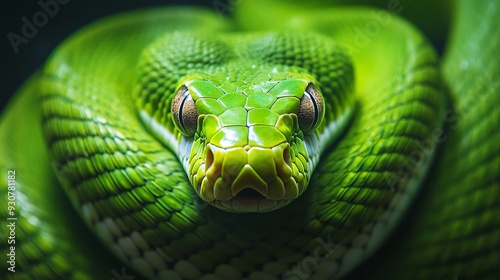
left=171, top=85, right=199, bottom=136
left=298, top=84, right=324, bottom=134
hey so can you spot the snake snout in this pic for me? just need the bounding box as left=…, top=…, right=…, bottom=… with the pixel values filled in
left=199, top=142, right=299, bottom=212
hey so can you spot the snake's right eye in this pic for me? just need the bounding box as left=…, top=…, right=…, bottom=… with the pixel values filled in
left=171, top=85, right=199, bottom=136
left=298, top=84, right=325, bottom=134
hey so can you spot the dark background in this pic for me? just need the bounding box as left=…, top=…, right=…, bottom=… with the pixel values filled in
left=1, top=0, right=213, bottom=111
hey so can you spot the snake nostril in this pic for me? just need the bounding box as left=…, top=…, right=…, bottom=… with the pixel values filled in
left=206, top=147, right=214, bottom=171
left=235, top=188, right=265, bottom=200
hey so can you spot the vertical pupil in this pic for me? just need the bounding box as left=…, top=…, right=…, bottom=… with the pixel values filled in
left=307, top=91, right=319, bottom=128
left=299, top=84, right=323, bottom=134
left=179, top=91, right=190, bottom=131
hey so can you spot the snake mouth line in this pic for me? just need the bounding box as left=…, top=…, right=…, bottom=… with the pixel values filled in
left=213, top=196, right=292, bottom=212
left=234, top=188, right=265, bottom=200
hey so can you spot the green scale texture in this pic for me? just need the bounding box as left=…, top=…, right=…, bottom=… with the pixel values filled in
left=136, top=31, right=354, bottom=212
left=350, top=1, right=500, bottom=279
left=1, top=6, right=441, bottom=280
left=1, top=1, right=498, bottom=280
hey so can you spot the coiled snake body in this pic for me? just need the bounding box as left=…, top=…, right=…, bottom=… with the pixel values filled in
left=1, top=0, right=499, bottom=279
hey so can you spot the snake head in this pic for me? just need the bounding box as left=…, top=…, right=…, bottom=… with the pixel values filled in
left=171, top=76, right=325, bottom=212
left=137, top=31, right=354, bottom=213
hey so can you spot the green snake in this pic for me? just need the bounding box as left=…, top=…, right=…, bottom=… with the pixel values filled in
left=1, top=0, right=499, bottom=279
